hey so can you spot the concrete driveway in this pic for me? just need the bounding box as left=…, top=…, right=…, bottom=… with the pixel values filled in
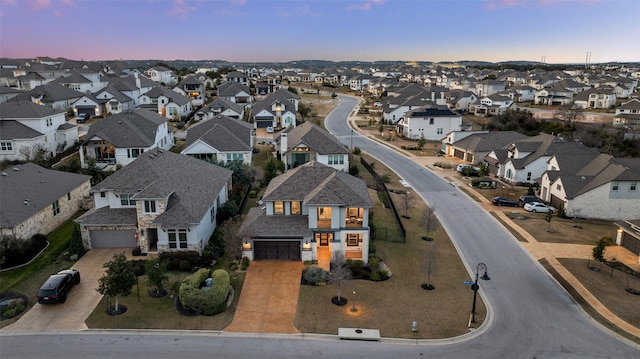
left=3, top=248, right=129, bottom=332
left=224, top=261, right=303, bottom=334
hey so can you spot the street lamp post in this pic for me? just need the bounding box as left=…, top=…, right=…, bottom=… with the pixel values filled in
left=470, top=262, right=490, bottom=326
left=350, top=129, right=354, bottom=152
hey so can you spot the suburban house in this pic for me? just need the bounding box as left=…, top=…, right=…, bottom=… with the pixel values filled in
left=194, top=97, right=245, bottom=121
left=240, top=161, right=371, bottom=265
left=474, top=80, right=505, bottom=97
left=78, top=109, right=174, bottom=168
left=181, top=115, right=254, bottom=165
left=534, top=84, right=574, bottom=106
left=75, top=149, right=233, bottom=254
left=573, top=86, right=617, bottom=109
left=275, top=121, right=349, bottom=172
left=452, top=131, right=527, bottom=164
left=252, top=89, right=299, bottom=130
left=470, top=93, right=516, bottom=116
left=539, top=154, right=640, bottom=221
left=174, top=75, right=206, bottom=106
left=11, top=83, right=84, bottom=111
left=71, top=93, right=103, bottom=118
left=93, top=85, right=136, bottom=115
left=106, top=74, right=158, bottom=107
left=138, top=86, right=192, bottom=120
left=614, top=219, right=640, bottom=258
left=509, top=85, right=537, bottom=102
left=144, top=66, right=177, bottom=85
left=0, top=163, right=91, bottom=240
left=50, top=71, right=107, bottom=94
left=444, top=90, right=478, bottom=111
left=224, top=71, right=249, bottom=86
left=0, top=101, right=79, bottom=161
left=216, top=82, right=252, bottom=107
left=613, top=98, right=640, bottom=127
left=498, top=134, right=599, bottom=185
left=440, top=130, right=488, bottom=156
left=396, top=104, right=462, bottom=141
left=0, top=86, right=22, bottom=104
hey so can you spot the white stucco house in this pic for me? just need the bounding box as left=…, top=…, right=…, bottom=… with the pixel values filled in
left=0, top=101, right=79, bottom=161
left=79, top=109, right=174, bottom=168
left=75, top=149, right=233, bottom=254
left=396, top=104, right=462, bottom=141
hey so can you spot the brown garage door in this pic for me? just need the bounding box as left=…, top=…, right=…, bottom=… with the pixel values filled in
left=621, top=234, right=640, bottom=255
left=254, top=241, right=301, bottom=261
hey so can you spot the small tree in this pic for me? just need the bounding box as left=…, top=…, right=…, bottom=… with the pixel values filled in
left=478, top=162, right=490, bottom=177
left=378, top=123, right=384, bottom=136
left=97, top=252, right=136, bottom=314
left=422, top=206, right=436, bottom=241
left=145, top=258, right=168, bottom=295
left=417, top=133, right=426, bottom=150
left=592, top=237, right=608, bottom=263
left=400, top=191, right=414, bottom=218
left=68, top=223, right=86, bottom=259
left=218, top=215, right=246, bottom=261
left=329, top=252, right=352, bottom=305
left=263, top=158, right=282, bottom=185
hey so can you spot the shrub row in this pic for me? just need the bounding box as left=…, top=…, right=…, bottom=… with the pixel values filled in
left=178, top=268, right=231, bottom=316
left=159, top=251, right=203, bottom=271
left=0, top=234, right=48, bottom=269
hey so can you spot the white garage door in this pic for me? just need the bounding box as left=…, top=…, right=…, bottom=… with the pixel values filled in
left=90, top=230, right=136, bottom=248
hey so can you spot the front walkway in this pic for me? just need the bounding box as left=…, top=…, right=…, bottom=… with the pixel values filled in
left=224, top=261, right=303, bottom=334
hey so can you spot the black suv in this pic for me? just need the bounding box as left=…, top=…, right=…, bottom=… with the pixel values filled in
left=519, top=195, right=544, bottom=207
left=37, top=269, right=81, bottom=304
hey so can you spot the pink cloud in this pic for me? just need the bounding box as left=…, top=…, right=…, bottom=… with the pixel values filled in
left=26, top=0, right=53, bottom=10
left=167, top=0, right=196, bottom=19
left=346, top=0, right=385, bottom=12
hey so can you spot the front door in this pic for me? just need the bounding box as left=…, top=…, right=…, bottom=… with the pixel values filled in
left=316, top=233, right=332, bottom=247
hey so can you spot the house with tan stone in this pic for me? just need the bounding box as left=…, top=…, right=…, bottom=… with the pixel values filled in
left=0, top=163, right=91, bottom=240
left=240, top=161, right=371, bottom=264
left=75, top=149, right=233, bottom=254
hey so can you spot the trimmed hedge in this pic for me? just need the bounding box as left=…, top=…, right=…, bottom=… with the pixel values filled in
left=178, top=268, right=230, bottom=316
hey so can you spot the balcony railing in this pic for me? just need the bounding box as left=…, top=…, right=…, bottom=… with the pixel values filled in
left=345, top=217, right=363, bottom=228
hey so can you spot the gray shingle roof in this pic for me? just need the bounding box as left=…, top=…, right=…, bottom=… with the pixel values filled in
left=75, top=207, right=137, bottom=226
left=141, top=86, right=190, bottom=106
left=185, top=115, right=252, bottom=151
left=263, top=161, right=371, bottom=207
left=240, top=206, right=312, bottom=238
left=82, top=109, right=166, bottom=148
left=0, top=120, right=43, bottom=140
left=280, top=121, right=348, bottom=155
left=12, top=83, right=84, bottom=102
left=0, top=163, right=91, bottom=228
left=0, top=100, right=65, bottom=119
left=88, top=149, right=233, bottom=227
left=454, top=131, right=527, bottom=152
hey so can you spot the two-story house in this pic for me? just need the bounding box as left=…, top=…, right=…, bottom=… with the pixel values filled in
left=194, top=97, right=245, bottom=121
left=252, top=89, right=298, bottom=130
left=275, top=121, right=349, bottom=171
left=0, top=101, right=79, bottom=161
left=75, top=149, right=233, bottom=254
left=12, top=83, right=84, bottom=112
left=181, top=115, right=254, bottom=165
left=138, top=86, right=192, bottom=120
left=470, top=93, right=516, bottom=116
left=240, top=161, right=371, bottom=266
left=540, top=154, right=640, bottom=221
left=144, top=66, right=177, bottom=86
left=93, top=85, right=136, bottom=115
left=174, top=75, right=205, bottom=106
left=78, top=109, right=174, bottom=168
left=396, top=105, right=462, bottom=141
left=613, top=98, right=640, bottom=127
left=216, top=82, right=252, bottom=107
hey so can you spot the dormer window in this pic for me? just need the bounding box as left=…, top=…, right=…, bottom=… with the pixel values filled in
left=274, top=201, right=284, bottom=215
left=144, top=200, right=157, bottom=213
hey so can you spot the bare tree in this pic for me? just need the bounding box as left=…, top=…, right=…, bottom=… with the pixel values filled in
left=329, top=252, right=352, bottom=305
left=422, top=206, right=436, bottom=241
left=400, top=191, right=415, bottom=218
left=554, top=104, right=583, bottom=127
left=219, top=215, right=247, bottom=260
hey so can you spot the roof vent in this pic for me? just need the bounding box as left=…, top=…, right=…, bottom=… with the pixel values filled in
left=24, top=199, right=29, bottom=205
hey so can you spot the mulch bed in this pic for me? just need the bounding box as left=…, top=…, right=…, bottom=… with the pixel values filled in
left=148, top=289, right=168, bottom=298
left=331, top=296, right=348, bottom=306
left=106, top=304, right=128, bottom=316
left=0, top=292, right=29, bottom=320
left=174, top=295, right=199, bottom=317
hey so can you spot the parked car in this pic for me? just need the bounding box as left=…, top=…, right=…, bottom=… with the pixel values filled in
left=457, top=164, right=479, bottom=177
left=266, top=126, right=274, bottom=134
left=37, top=269, right=81, bottom=304
left=491, top=196, right=519, bottom=207
left=76, top=113, right=87, bottom=123
left=524, top=202, right=555, bottom=213
left=518, top=195, right=544, bottom=206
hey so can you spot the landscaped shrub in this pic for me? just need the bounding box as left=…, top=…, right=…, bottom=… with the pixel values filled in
left=248, top=190, right=257, bottom=198
left=179, top=268, right=230, bottom=316
left=159, top=251, right=203, bottom=269
left=229, top=262, right=238, bottom=271
left=0, top=234, right=48, bottom=269
left=179, top=260, right=192, bottom=272
left=303, top=266, right=329, bottom=285
left=240, top=256, right=249, bottom=270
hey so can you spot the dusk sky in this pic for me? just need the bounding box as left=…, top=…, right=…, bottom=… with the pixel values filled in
left=1, top=0, right=638, bottom=64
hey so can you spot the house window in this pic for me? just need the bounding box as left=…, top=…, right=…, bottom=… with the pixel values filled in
left=437, top=128, right=443, bottom=134
left=52, top=200, right=60, bottom=216
left=328, top=155, right=333, bottom=165
left=168, top=229, right=188, bottom=249
left=318, top=207, right=332, bottom=220
left=144, top=200, right=157, bottom=213
left=168, top=107, right=177, bottom=116
left=291, top=201, right=301, bottom=215
left=274, top=201, right=284, bottom=214
left=210, top=207, right=215, bottom=223
left=347, top=233, right=362, bottom=246
left=527, top=172, right=532, bottom=181
left=631, top=182, right=637, bottom=191
left=128, top=148, right=143, bottom=158
left=120, top=194, right=136, bottom=206
left=612, top=181, right=619, bottom=191
left=556, top=184, right=562, bottom=191
left=100, top=192, right=106, bottom=198
left=110, top=103, right=119, bottom=111
left=429, top=118, right=434, bottom=125
left=67, top=192, right=71, bottom=200
left=506, top=169, right=512, bottom=179
left=0, top=141, right=13, bottom=151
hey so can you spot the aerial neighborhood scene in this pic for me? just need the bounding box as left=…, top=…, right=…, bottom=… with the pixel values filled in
left=1, top=0, right=639, bottom=357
